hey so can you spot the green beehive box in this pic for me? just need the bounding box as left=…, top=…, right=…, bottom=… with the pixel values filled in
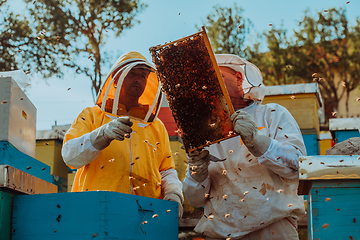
left=0, top=191, right=14, bottom=240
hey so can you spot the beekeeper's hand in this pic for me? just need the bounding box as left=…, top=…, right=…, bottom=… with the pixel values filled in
left=90, top=116, right=133, bottom=150
left=187, top=149, right=210, bottom=182
left=231, top=111, right=271, bottom=157
left=164, top=193, right=183, bottom=221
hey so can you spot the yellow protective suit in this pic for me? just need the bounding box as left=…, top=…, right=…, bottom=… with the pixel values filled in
left=62, top=51, right=182, bottom=200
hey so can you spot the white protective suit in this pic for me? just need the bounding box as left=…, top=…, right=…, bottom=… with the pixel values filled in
left=183, top=54, right=306, bottom=239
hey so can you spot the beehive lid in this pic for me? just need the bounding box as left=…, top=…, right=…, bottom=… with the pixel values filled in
left=329, top=118, right=360, bottom=131
left=299, top=155, right=360, bottom=180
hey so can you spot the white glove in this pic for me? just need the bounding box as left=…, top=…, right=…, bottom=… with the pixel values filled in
left=90, top=116, right=133, bottom=150
left=187, top=149, right=210, bottom=182
left=163, top=192, right=183, bottom=221
left=231, top=111, right=271, bottom=157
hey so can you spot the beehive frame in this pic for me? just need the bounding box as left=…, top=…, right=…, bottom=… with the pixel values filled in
left=150, top=27, right=236, bottom=152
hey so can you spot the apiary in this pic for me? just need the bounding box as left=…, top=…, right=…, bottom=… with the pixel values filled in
left=0, top=75, right=36, bottom=158
left=12, top=191, right=178, bottom=240
left=329, top=118, right=360, bottom=143
left=150, top=27, right=236, bottom=152
left=298, top=155, right=360, bottom=239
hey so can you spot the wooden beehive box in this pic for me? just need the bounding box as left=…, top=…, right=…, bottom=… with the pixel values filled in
left=263, top=83, right=324, bottom=133
left=150, top=27, right=236, bottom=152
left=329, top=118, right=360, bottom=143
left=12, top=191, right=178, bottom=240
left=36, top=129, right=69, bottom=179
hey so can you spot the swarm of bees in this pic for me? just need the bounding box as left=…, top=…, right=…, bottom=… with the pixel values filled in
left=149, top=29, right=235, bottom=152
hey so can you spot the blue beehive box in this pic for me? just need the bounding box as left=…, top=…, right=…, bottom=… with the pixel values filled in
left=329, top=118, right=360, bottom=143
left=299, top=155, right=360, bottom=239
left=302, top=133, right=318, bottom=156
left=0, top=141, right=52, bottom=183
left=12, top=191, right=179, bottom=240
left=307, top=180, right=360, bottom=239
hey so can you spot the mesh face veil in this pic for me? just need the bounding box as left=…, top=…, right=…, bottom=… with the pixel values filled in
left=215, top=54, right=266, bottom=103
left=96, top=52, right=163, bottom=122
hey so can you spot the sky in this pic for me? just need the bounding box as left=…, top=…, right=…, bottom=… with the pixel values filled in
left=5, top=0, right=360, bottom=130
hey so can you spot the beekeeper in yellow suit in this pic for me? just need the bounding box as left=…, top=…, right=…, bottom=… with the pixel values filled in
left=62, top=51, right=183, bottom=219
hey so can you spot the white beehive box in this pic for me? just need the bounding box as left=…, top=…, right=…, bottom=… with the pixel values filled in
left=0, top=76, right=36, bottom=158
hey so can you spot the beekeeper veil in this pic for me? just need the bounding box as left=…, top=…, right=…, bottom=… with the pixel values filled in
left=215, top=54, right=265, bottom=105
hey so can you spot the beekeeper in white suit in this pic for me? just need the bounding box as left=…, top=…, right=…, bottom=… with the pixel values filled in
left=183, top=54, right=306, bottom=240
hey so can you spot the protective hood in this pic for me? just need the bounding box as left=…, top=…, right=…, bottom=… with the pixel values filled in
left=215, top=54, right=265, bottom=102
left=96, top=51, right=162, bottom=122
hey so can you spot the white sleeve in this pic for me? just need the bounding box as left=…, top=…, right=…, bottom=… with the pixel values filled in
left=256, top=104, right=306, bottom=180
left=161, top=168, right=184, bottom=203
left=258, top=138, right=303, bottom=179
left=61, top=132, right=101, bottom=169
left=182, top=166, right=210, bottom=208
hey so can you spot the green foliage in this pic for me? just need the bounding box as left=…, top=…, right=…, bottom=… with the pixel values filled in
left=23, top=0, right=146, bottom=98
left=292, top=8, right=360, bottom=119
left=0, top=0, right=63, bottom=76
left=203, top=5, right=360, bottom=120
left=199, top=3, right=253, bottom=57
left=0, top=0, right=145, bottom=99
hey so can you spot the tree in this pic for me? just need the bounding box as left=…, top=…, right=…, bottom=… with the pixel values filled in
left=2, top=0, right=145, bottom=99
left=292, top=8, right=360, bottom=119
left=199, top=3, right=253, bottom=58
left=0, top=0, right=63, bottom=76
left=202, top=5, right=360, bottom=121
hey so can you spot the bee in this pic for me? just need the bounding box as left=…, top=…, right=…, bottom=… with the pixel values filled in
left=166, top=209, right=171, bottom=213
left=243, top=191, right=249, bottom=196
left=225, top=213, right=230, bottom=218
left=290, top=96, right=296, bottom=100
left=324, top=198, right=331, bottom=202
left=322, top=223, right=329, bottom=229
left=152, top=214, right=158, bottom=218
left=288, top=204, right=293, bottom=207
left=223, top=194, right=228, bottom=200
left=222, top=169, right=227, bottom=175
left=276, top=189, right=283, bottom=193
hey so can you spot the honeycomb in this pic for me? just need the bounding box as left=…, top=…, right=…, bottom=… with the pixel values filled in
left=149, top=28, right=236, bottom=152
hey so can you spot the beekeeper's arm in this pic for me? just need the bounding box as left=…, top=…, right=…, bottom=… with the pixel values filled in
left=231, top=107, right=305, bottom=179
left=157, top=124, right=184, bottom=219
left=62, top=108, right=133, bottom=169
left=182, top=150, right=211, bottom=208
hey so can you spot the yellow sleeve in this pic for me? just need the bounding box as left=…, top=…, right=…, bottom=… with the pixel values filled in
left=156, top=119, right=176, bottom=172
